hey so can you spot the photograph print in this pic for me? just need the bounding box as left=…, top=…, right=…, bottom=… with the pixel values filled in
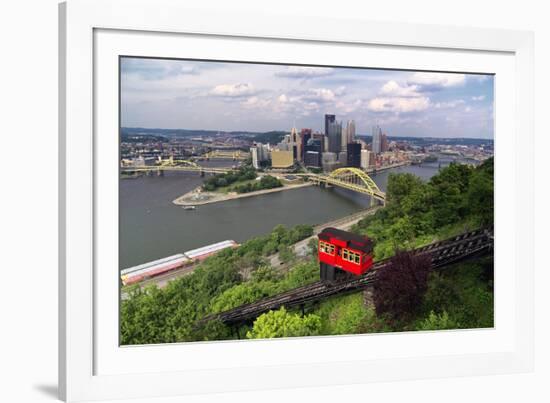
left=119, top=57, right=494, bottom=345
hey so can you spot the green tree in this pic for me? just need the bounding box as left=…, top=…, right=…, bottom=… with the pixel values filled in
left=373, top=251, right=432, bottom=321
left=417, top=310, right=459, bottom=331
left=210, top=281, right=280, bottom=313
left=466, top=158, right=494, bottom=225
left=386, top=173, right=424, bottom=208
left=278, top=244, right=296, bottom=264
left=246, top=307, right=322, bottom=339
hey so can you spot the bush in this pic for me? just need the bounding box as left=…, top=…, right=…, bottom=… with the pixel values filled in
left=416, top=310, right=459, bottom=331
left=246, top=307, right=321, bottom=339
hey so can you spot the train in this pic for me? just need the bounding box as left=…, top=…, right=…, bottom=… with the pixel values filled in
left=121, top=240, right=239, bottom=286
left=318, top=227, right=374, bottom=281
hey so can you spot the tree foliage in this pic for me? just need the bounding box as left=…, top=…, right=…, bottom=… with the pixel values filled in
left=246, top=307, right=321, bottom=339
left=417, top=310, right=459, bottom=331
left=233, top=175, right=283, bottom=194
left=353, top=158, right=494, bottom=259
left=120, top=224, right=314, bottom=345
left=373, top=251, right=432, bottom=321
left=202, top=165, right=257, bottom=191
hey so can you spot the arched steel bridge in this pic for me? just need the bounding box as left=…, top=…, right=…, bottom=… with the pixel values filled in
left=121, top=163, right=385, bottom=203
left=303, top=167, right=386, bottom=205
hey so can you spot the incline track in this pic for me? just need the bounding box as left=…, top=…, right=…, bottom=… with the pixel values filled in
left=201, top=227, right=494, bottom=325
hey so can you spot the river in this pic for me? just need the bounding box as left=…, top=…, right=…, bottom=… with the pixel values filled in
left=119, top=157, right=462, bottom=269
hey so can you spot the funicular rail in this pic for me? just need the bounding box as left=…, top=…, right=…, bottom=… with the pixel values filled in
left=201, top=227, right=494, bottom=325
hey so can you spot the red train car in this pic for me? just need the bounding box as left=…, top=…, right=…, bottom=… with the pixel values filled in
left=318, top=227, right=374, bottom=281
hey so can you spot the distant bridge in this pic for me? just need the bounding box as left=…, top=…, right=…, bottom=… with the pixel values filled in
left=120, top=165, right=235, bottom=175
left=203, top=150, right=248, bottom=160
left=122, top=162, right=386, bottom=203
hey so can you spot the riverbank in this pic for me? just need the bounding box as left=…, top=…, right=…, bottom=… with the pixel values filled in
left=173, top=182, right=314, bottom=206
left=122, top=205, right=380, bottom=297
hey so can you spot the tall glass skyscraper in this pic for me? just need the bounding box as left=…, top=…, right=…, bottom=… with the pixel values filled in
left=372, top=125, right=382, bottom=154
left=324, top=114, right=335, bottom=136
left=327, top=120, right=342, bottom=154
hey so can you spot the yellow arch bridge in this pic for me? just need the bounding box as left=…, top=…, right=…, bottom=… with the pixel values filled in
left=307, top=167, right=386, bottom=205
left=203, top=150, right=248, bottom=160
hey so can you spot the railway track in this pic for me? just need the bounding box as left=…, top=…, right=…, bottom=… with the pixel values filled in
left=200, top=227, right=493, bottom=325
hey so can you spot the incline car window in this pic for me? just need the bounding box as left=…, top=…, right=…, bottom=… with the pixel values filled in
left=319, top=241, right=335, bottom=255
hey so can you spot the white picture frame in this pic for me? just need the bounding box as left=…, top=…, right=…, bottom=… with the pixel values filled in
left=59, top=0, right=534, bottom=401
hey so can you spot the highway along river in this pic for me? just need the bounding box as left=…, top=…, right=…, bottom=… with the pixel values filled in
left=119, top=159, right=454, bottom=270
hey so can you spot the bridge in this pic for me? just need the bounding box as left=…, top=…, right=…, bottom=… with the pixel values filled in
left=203, top=150, right=248, bottom=160
left=302, top=167, right=386, bottom=205
left=120, top=165, right=234, bottom=175
left=122, top=161, right=385, bottom=203
left=199, top=226, right=493, bottom=326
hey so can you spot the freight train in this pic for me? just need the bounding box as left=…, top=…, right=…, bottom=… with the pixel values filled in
left=121, top=240, right=239, bottom=285
left=318, top=227, right=374, bottom=281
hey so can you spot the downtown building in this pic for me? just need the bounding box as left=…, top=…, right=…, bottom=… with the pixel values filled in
left=341, top=120, right=356, bottom=152
left=361, top=149, right=375, bottom=169
left=303, top=137, right=323, bottom=168
left=326, top=119, right=342, bottom=155
left=372, top=125, right=382, bottom=154
left=371, top=124, right=389, bottom=154
left=250, top=142, right=271, bottom=169
left=300, top=128, right=312, bottom=161
left=346, top=143, right=361, bottom=168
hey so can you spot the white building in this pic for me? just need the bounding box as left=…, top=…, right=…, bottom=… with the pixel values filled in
left=361, top=149, right=371, bottom=169
left=341, top=125, right=348, bottom=151
left=250, top=142, right=271, bottom=169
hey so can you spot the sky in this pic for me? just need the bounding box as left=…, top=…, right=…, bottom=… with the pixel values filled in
left=121, top=57, right=494, bottom=139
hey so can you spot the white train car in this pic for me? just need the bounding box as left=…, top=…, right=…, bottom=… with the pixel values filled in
left=121, top=254, right=190, bottom=285
left=184, top=240, right=239, bottom=261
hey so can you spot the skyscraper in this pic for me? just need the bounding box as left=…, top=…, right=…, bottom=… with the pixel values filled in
left=289, top=126, right=301, bottom=161
left=324, top=114, right=336, bottom=136
left=372, top=125, right=382, bottom=154
left=347, top=120, right=356, bottom=143
left=300, top=128, right=312, bottom=161
left=346, top=143, right=361, bottom=168
left=341, top=126, right=348, bottom=151
left=381, top=133, right=389, bottom=152
left=327, top=120, right=342, bottom=154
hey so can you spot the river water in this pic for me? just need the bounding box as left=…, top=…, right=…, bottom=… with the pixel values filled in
left=119, top=158, right=459, bottom=269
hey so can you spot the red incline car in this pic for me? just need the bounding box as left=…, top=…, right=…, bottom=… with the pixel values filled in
left=318, top=227, right=374, bottom=281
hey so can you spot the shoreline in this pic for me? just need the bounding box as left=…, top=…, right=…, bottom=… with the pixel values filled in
left=173, top=182, right=314, bottom=206
left=122, top=205, right=380, bottom=295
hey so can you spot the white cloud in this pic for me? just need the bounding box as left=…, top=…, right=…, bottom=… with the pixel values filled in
left=408, top=72, right=466, bottom=89
left=241, top=96, right=271, bottom=109
left=472, top=95, right=486, bottom=101
left=434, top=99, right=466, bottom=109
left=335, top=99, right=362, bottom=115
left=210, top=83, right=256, bottom=97
left=277, top=94, right=288, bottom=103
left=308, top=88, right=336, bottom=102
left=275, top=66, right=334, bottom=78
left=367, top=96, right=430, bottom=113
left=380, top=80, right=420, bottom=97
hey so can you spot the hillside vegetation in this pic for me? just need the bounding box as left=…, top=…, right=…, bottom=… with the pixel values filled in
left=121, top=159, right=494, bottom=344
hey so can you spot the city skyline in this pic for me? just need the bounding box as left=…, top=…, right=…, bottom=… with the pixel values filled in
left=121, top=57, right=494, bottom=139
